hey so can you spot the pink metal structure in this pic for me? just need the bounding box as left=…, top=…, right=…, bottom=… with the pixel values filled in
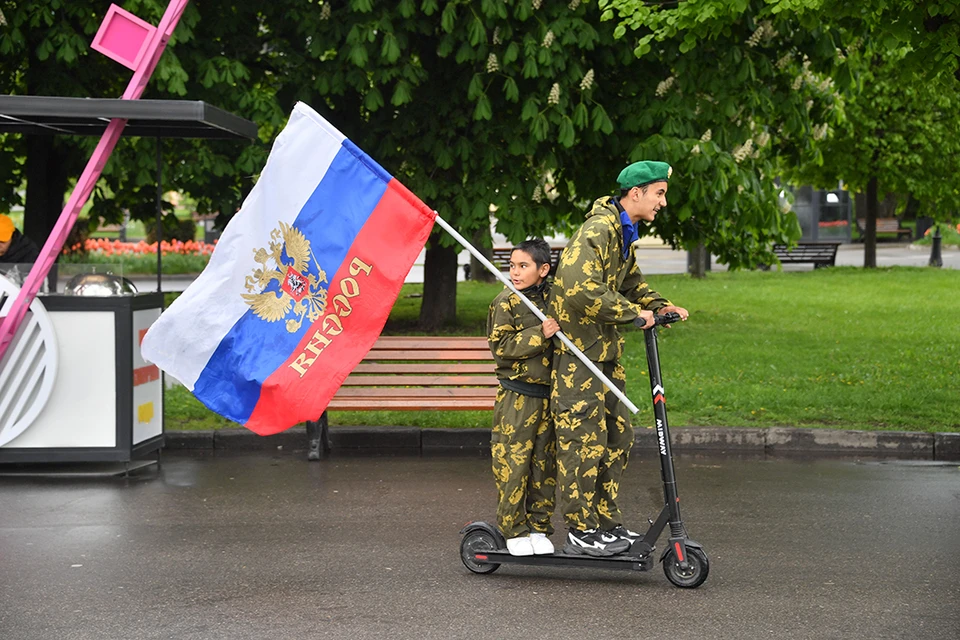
left=0, top=1, right=191, bottom=361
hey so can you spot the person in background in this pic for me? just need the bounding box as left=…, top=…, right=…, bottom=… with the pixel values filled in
left=0, top=214, right=40, bottom=264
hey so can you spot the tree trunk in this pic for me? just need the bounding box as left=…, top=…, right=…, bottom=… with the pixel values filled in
left=864, top=176, right=878, bottom=268
left=418, top=234, right=458, bottom=331
left=24, top=136, right=71, bottom=248
left=687, top=242, right=709, bottom=279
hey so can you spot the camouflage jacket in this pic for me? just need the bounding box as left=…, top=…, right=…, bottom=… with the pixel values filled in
left=550, top=196, right=670, bottom=362
left=487, top=282, right=553, bottom=385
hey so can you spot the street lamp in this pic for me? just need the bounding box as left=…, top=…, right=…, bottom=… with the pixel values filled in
left=929, top=224, right=943, bottom=268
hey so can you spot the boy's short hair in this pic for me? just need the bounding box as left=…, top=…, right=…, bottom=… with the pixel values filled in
left=619, top=184, right=649, bottom=198
left=513, top=238, right=552, bottom=269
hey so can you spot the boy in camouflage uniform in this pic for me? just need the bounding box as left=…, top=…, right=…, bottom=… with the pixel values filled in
left=487, top=239, right=560, bottom=556
left=550, top=161, right=688, bottom=557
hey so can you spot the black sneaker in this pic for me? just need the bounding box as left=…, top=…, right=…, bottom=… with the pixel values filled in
left=563, top=528, right=630, bottom=557
left=605, top=525, right=643, bottom=545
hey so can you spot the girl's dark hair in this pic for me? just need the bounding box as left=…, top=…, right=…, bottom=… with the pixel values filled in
left=513, top=238, right=552, bottom=269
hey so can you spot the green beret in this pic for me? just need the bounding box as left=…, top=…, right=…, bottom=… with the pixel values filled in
left=617, top=161, right=672, bottom=190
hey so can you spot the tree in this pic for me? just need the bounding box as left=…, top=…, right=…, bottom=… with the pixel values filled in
left=0, top=0, right=280, bottom=242
left=588, top=0, right=851, bottom=275
left=248, top=0, right=665, bottom=326
left=788, top=40, right=960, bottom=267
left=778, top=0, right=960, bottom=82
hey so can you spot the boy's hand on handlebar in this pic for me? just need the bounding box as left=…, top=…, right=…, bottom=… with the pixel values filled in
left=541, top=317, right=560, bottom=338
left=635, top=309, right=655, bottom=330
left=659, top=305, right=689, bottom=324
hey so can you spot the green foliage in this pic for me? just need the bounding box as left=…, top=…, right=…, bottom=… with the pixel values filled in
left=598, top=0, right=854, bottom=266
left=145, top=214, right=197, bottom=244
left=0, top=0, right=280, bottom=226
left=4, top=0, right=959, bottom=275
left=788, top=42, right=960, bottom=223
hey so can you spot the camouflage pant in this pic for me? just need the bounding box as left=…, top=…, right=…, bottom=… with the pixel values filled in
left=551, top=353, right=633, bottom=531
left=491, top=388, right=557, bottom=538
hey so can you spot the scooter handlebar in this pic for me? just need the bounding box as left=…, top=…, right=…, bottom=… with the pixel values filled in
left=634, top=311, right=683, bottom=329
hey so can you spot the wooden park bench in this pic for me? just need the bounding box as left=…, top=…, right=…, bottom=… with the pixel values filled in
left=856, top=218, right=912, bottom=241
left=762, top=241, right=842, bottom=270
left=307, top=336, right=497, bottom=457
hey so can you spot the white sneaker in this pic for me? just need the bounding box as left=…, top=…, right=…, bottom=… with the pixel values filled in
left=505, top=536, right=535, bottom=556
left=529, top=532, right=555, bottom=555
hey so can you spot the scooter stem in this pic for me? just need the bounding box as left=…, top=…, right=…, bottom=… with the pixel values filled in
left=644, top=326, right=683, bottom=531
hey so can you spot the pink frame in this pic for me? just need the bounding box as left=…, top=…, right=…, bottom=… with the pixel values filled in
left=90, top=4, right=157, bottom=71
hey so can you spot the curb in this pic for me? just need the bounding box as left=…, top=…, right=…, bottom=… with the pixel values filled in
left=164, top=426, right=960, bottom=460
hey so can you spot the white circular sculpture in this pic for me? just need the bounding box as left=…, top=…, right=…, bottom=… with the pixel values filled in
left=0, top=274, right=59, bottom=447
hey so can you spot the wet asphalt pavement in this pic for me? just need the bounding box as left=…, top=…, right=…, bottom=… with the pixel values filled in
left=1, top=451, right=958, bottom=640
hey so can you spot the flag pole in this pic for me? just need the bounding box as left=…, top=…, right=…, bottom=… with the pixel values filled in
left=433, top=214, right=641, bottom=415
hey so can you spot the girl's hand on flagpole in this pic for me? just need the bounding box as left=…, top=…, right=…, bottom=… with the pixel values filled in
left=542, top=318, right=560, bottom=338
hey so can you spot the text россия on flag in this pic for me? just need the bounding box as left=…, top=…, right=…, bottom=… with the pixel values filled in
left=141, top=102, right=436, bottom=435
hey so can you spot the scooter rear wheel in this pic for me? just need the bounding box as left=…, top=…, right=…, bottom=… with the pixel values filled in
left=663, top=546, right=709, bottom=588
left=460, top=529, right=501, bottom=574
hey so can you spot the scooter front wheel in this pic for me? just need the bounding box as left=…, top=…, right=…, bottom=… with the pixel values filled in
left=663, top=546, right=709, bottom=588
left=460, top=529, right=501, bottom=574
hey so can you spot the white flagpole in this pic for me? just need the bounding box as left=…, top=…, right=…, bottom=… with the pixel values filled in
left=433, top=214, right=641, bottom=415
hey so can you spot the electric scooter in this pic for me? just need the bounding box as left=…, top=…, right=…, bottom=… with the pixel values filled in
left=459, top=312, right=709, bottom=588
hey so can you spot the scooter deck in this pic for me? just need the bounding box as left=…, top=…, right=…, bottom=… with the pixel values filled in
left=474, top=549, right=655, bottom=572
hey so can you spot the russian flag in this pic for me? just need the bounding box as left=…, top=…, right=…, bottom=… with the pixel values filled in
left=142, top=103, right=436, bottom=435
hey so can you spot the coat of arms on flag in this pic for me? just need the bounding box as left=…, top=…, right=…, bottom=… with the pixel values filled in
left=242, top=221, right=329, bottom=333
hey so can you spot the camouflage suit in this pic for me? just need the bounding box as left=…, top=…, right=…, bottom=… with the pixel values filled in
left=487, top=282, right=556, bottom=538
left=549, top=196, right=670, bottom=532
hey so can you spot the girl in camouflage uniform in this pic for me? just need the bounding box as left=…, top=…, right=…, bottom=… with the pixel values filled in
left=487, top=239, right=560, bottom=556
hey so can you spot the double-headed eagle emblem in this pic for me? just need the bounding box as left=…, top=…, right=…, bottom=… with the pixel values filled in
left=242, top=222, right=328, bottom=333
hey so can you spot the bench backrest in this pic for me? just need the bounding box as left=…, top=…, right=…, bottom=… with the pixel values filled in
left=328, top=336, right=498, bottom=411
left=856, top=218, right=908, bottom=233
left=772, top=243, right=840, bottom=258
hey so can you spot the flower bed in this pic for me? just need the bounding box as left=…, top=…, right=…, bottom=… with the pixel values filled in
left=914, top=223, right=960, bottom=247
left=61, top=238, right=216, bottom=274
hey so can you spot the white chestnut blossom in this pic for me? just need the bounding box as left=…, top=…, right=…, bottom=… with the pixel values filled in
left=548, top=83, right=561, bottom=105
left=655, top=76, right=675, bottom=97
left=732, top=139, right=753, bottom=163
left=580, top=69, right=595, bottom=91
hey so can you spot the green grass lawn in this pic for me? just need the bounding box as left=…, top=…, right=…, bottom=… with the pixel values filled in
left=166, top=267, right=960, bottom=433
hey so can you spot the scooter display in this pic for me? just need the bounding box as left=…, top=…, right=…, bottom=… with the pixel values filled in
left=459, top=312, right=709, bottom=588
